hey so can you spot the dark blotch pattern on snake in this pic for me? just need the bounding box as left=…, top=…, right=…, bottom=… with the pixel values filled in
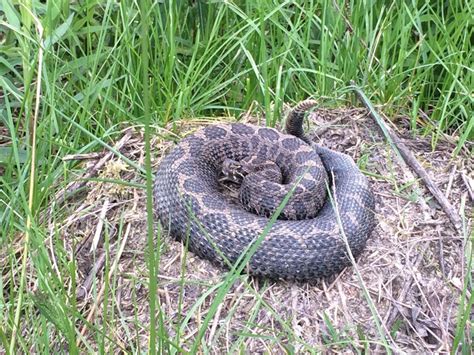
left=154, top=100, right=376, bottom=280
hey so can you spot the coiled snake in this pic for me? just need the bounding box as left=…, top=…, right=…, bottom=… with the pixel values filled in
left=153, top=100, right=375, bottom=280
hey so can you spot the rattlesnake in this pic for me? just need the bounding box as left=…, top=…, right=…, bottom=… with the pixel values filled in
left=153, top=100, right=375, bottom=280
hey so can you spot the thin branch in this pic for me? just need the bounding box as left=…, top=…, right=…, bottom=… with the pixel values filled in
left=351, top=83, right=462, bottom=232
left=52, top=131, right=133, bottom=207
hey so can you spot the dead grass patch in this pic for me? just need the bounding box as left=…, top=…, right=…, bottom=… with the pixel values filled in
left=52, top=107, right=472, bottom=353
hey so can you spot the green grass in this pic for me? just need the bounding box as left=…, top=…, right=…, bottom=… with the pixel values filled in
left=0, top=0, right=472, bottom=353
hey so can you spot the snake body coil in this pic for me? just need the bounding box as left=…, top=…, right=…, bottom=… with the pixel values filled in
left=153, top=101, right=375, bottom=280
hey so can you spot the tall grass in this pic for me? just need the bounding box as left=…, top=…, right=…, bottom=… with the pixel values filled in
left=0, top=0, right=472, bottom=352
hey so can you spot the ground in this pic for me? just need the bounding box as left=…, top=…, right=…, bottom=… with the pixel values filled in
left=56, top=105, right=472, bottom=353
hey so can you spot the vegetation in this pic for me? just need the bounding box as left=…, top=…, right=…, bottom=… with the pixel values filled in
left=0, top=0, right=472, bottom=353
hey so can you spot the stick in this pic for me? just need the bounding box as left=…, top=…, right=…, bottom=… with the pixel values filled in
left=62, top=152, right=105, bottom=161
left=53, top=131, right=133, bottom=206
left=351, top=83, right=462, bottom=232
left=76, top=252, right=106, bottom=300
left=77, top=223, right=131, bottom=349
left=461, top=173, right=474, bottom=202
left=373, top=249, right=426, bottom=354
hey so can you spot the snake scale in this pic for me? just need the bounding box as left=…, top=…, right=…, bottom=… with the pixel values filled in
left=153, top=100, right=375, bottom=280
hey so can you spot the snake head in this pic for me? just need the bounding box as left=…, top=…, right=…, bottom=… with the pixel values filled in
left=220, top=158, right=247, bottom=184
left=220, top=157, right=283, bottom=185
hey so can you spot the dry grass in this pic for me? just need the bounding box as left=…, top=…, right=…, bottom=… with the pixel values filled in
left=50, top=107, right=472, bottom=353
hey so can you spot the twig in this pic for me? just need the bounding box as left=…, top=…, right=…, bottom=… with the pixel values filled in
left=44, top=132, right=132, bottom=292
left=77, top=223, right=131, bottom=348
left=375, top=250, right=425, bottom=353
left=208, top=302, right=224, bottom=345
left=461, top=172, right=474, bottom=202
left=90, top=198, right=110, bottom=253
left=351, top=83, right=463, bottom=232
left=53, top=131, right=132, bottom=207
left=62, top=152, right=105, bottom=161
left=76, top=252, right=106, bottom=300
left=445, top=165, right=456, bottom=198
